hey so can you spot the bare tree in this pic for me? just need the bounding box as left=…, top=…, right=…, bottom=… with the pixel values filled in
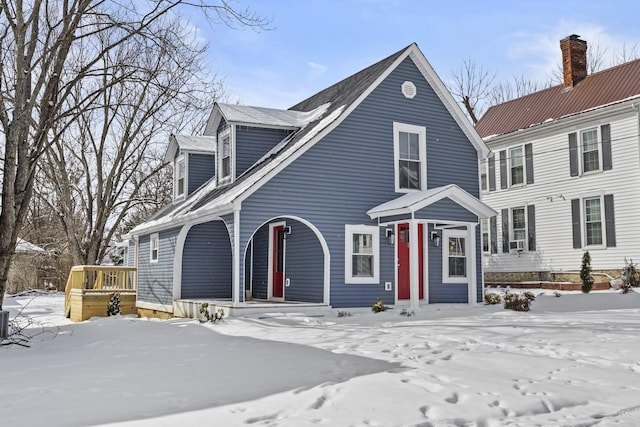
left=448, top=58, right=495, bottom=124
left=0, top=0, right=268, bottom=309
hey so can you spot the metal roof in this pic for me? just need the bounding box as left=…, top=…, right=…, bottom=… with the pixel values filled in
left=475, top=58, right=640, bottom=139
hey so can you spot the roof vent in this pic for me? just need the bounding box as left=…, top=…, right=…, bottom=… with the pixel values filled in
left=401, top=81, right=417, bottom=99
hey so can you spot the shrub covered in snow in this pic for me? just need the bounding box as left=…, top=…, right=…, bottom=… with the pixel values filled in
left=485, top=293, right=502, bottom=305
left=504, top=291, right=535, bottom=312
left=107, top=293, right=121, bottom=316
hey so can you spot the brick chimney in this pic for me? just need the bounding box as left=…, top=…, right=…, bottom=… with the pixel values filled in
left=560, top=34, right=587, bottom=87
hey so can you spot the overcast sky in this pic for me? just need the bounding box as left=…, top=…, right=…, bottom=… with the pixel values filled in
left=190, top=0, right=640, bottom=109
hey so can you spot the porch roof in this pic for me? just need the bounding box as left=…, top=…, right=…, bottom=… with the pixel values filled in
left=366, top=184, right=496, bottom=220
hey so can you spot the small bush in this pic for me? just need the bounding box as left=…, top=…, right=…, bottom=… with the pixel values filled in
left=504, top=291, right=535, bottom=312
left=371, top=300, right=388, bottom=313
left=399, top=308, right=415, bottom=317
left=107, top=293, right=121, bottom=316
left=580, top=251, right=594, bottom=293
left=484, top=293, right=502, bottom=305
left=337, top=311, right=352, bottom=317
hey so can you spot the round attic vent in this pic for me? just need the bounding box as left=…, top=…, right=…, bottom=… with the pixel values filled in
left=401, top=81, right=417, bottom=99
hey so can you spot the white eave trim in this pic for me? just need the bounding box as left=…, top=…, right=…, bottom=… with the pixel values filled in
left=366, top=184, right=496, bottom=220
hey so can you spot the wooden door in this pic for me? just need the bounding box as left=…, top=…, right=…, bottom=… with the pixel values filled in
left=272, top=225, right=285, bottom=298
left=397, top=223, right=424, bottom=300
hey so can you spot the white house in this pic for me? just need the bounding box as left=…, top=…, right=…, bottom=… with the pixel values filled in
left=476, top=35, right=640, bottom=284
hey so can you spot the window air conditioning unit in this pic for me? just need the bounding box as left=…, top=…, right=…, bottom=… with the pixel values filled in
left=509, top=240, right=525, bottom=252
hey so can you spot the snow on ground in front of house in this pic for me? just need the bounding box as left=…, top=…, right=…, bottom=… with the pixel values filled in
left=2, top=289, right=640, bottom=427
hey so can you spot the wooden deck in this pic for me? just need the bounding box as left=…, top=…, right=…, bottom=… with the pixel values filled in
left=64, top=266, right=137, bottom=322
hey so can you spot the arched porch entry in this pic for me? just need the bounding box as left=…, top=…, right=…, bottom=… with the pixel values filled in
left=244, top=216, right=329, bottom=304
left=180, top=220, right=232, bottom=299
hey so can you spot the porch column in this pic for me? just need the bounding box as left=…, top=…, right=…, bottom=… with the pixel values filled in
left=467, top=223, right=477, bottom=304
left=232, top=208, right=241, bottom=304
left=409, top=219, right=420, bottom=309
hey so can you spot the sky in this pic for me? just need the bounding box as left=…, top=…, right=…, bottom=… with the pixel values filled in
left=3, top=289, right=640, bottom=426
left=185, top=0, right=640, bottom=110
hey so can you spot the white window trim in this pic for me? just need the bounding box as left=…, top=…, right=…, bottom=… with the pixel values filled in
left=150, top=233, right=159, bottom=264
left=579, top=127, right=603, bottom=175
left=508, top=144, right=526, bottom=187
left=581, top=194, right=607, bottom=249
left=481, top=218, right=490, bottom=253
left=345, top=224, right=380, bottom=284
left=218, top=127, right=233, bottom=185
left=393, top=122, right=427, bottom=193
left=510, top=206, right=528, bottom=251
left=480, top=160, right=488, bottom=192
left=442, top=229, right=468, bottom=284
left=174, top=155, right=186, bottom=201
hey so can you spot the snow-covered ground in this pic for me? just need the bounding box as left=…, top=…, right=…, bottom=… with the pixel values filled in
left=2, top=289, right=640, bottom=427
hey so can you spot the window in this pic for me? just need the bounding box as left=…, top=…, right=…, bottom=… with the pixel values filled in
left=499, top=143, right=533, bottom=189
left=511, top=207, right=526, bottom=241
left=150, top=233, right=159, bottom=263
left=222, top=135, right=231, bottom=178
left=584, top=197, right=603, bottom=245
left=501, top=206, right=536, bottom=253
left=175, top=157, right=185, bottom=198
left=481, top=218, right=489, bottom=253
left=569, top=125, right=612, bottom=176
left=509, top=146, right=524, bottom=185
left=345, top=225, right=379, bottom=284
left=393, top=122, right=426, bottom=192
left=480, top=161, right=488, bottom=191
left=581, top=128, right=600, bottom=173
left=571, top=195, right=616, bottom=249
left=443, top=229, right=467, bottom=283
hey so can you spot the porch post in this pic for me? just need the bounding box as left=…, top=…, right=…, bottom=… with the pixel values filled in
left=233, top=208, right=241, bottom=304
left=409, top=219, right=420, bottom=309
left=468, top=222, right=477, bottom=304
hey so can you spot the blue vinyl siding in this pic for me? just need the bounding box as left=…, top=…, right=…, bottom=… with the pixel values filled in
left=250, top=226, right=269, bottom=299
left=282, top=219, right=324, bottom=303
left=238, top=57, right=481, bottom=307
left=235, top=126, right=294, bottom=178
left=181, top=221, right=232, bottom=299
left=137, top=227, right=180, bottom=307
left=187, top=153, right=215, bottom=195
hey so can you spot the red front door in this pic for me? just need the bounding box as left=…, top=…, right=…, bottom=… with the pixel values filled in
left=397, top=223, right=424, bottom=300
left=272, top=225, right=285, bottom=298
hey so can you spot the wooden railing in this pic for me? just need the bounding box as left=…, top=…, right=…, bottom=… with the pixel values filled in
left=64, top=265, right=137, bottom=319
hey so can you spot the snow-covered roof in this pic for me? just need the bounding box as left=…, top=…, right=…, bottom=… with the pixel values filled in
left=367, top=184, right=496, bottom=220
left=16, top=238, right=45, bottom=254
left=217, top=103, right=324, bottom=128
left=164, top=135, right=216, bottom=162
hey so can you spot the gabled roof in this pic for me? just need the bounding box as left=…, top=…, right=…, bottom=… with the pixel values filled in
left=216, top=103, right=322, bottom=128
left=367, top=184, right=496, bottom=220
left=131, top=43, right=488, bottom=235
left=476, top=58, right=640, bottom=139
left=164, top=134, right=216, bottom=162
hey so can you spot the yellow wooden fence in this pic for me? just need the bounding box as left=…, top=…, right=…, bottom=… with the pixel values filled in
left=64, top=265, right=137, bottom=322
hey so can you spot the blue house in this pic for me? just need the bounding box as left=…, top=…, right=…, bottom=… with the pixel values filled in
left=128, top=43, right=495, bottom=317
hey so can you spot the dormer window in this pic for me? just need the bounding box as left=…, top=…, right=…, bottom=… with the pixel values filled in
left=222, top=136, right=231, bottom=178
left=218, top=126, right=232, bottom=184
left=175, top=156, right=185, bottom=199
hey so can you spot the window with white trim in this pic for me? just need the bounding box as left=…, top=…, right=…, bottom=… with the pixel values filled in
left=393, top=122, right=426, bottom=192
left=581, top=128, right=600, bottom=173
left=150, top=233, right=159, bottom=263
left=443, top=229, right=467, bottom=283
left=345, top=225, right=379, bottom=284
left=509, top=146, right=524, bottom=186
left=175, top=156, right=185, bottom=199
left=511, top=207, right=526, bottom=241
left=480, top=160, right=488, bottom=191
left=481, top=218, right=490, bottom=253
left=584, top=197, right=603, bottom=246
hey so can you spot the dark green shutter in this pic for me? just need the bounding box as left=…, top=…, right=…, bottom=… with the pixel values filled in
left=527, top=205, right=536, bottom=251
left=490, top=216, right=497, bottom=254
left=499, top=150, right=507, bottom=189
left=601, top=124, right=612, bottom=171
left=569, top=133, right=579, bottom=176
left=501, top=208, right=509, bottom=253
left=604, top=194, right=616, bottom=247
left=571, top=198, right=581, bottom=248
left=525, top=143, right=534, bottom=184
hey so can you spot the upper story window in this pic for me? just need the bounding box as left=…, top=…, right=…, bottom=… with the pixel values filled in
left=581, top=128, right=600, bottom=172
left=509, top=146, right=524, bottom=185
left=150, top=233, right=159, bottom=263
left=499, top=143, right=533, bottom=189
left=175, top=156, right=185, bottom=199
left=218, top=126, right=232, bottom=184
left=569, top=124, right=612, bottom=177
left=480, top=161, right=488, bottom=191
left=393, top=122, right=426, bottom=192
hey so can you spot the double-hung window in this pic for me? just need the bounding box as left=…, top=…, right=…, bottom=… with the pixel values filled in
left=222, top=136, right=231, bottom=178
left=150, top=233, right=159, bottom=263
left=511, top=207, right=526, bottom=241
left=443, top=229, right=467, bottom=283
left=393, top=122, right=426, bottom=192
left=509, top=146, right=524, bottom=186
left=481, top=218, right=490, bottom=253
left=584, top=197, right=603, bottom=245
left=480, top=161, right=488, bottom=191
left=345, top=225, right=379, bottom=284
left=581, top=128, right=600, bottom=173
left=175, top=157, right=185, bottom=199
